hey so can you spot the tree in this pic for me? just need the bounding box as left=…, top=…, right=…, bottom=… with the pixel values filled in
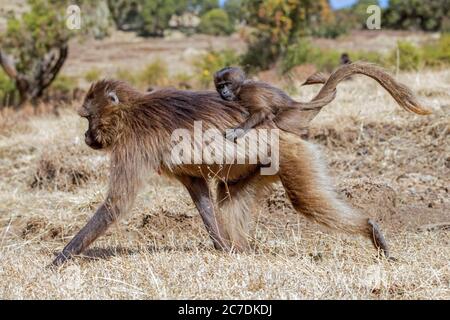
left=198, top=9, right=234, bottom=36
left=0, top=0, right=111, bottom=107
left=384, top=0, right=450, bottom=32
left=224, top=0, right=247, bottom=24
left=241, top=0, right=333, bottom=71
left=107, top=0, right=145, bottom=31
left=349, top=0, right=380, bottom=29
left=108, top=0, right=220, bottom=36
left=0, top=0, right=70, bottom=106
left=192, top=0, right=220, bottom=15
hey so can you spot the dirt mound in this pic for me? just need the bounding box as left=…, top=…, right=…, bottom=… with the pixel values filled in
left=258, top=179, right=448, bottom=234
left=339, top=178, right=397, bottom=220
left=30, top=144, right=108, bottom=192
left=265, top=179, right=398, bottom=220
left=11, top=217, right=72, bottom=241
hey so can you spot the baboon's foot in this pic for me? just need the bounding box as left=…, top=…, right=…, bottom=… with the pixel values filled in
left=51, top=251, right=73, bottom=267
left=216, top=238, right=250, bottom=254
left=212, top=239, right=231, bottom=252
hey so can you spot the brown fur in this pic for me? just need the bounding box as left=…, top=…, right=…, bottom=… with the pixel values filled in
left=51, top=75, right=420, bottom=266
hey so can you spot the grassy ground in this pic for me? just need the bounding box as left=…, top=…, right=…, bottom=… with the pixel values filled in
left=0, top=65, right=448, bottom=299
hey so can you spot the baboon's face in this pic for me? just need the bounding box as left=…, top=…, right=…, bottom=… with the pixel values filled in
left=214, top=67, right=245, bottom=101
left=78, top=80, right=124, bottom=150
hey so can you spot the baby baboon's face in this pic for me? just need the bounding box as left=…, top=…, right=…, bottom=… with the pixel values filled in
left=214, top=67, right=246, bottom=101
left=78, top=80, right=124, bottom=150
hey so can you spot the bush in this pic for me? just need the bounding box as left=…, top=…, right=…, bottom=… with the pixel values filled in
left=311, top=23, right=347, bottom=39
left=193, top=49, right=240, bottom=88
left=422, top=33, right=450, bottom=67
left=310, top=50, right=342, bottom=72
left=0, top=70, right=16, bottom=105
left=171, top=72, right=194, bottom=89
left=139, top=59, right=169, bottom=87
left=352, top=51, right=388, bottom=67
left=116, top=69, right=139, bottom=86
left=242, top=1, right=322, bottom=72
left=241, top=37, right=280, bottom=73
left=281, top=40, right=394, bottom=74
left=50, top=75, right=78, bottom=96
left=115, top=59, right=170, bottom=89
left=282, top=41, right=316, bottom=73
left=197, top=9, right=234, bottom=36
left=84, top=69, right=102, bottom=82
left=282, top=40, right=340, bottom=73
left=389, top=41, right=422, bottom=71
left=384, top=0, right=450, bottom=32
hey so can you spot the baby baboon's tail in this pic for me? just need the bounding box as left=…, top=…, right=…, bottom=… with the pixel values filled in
left=302, top=72, right=329, bottom=86
left=304, top=61, right=432, bottom=115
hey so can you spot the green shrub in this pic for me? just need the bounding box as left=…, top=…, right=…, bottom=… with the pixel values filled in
left=139, top=59, right=169, bottom=87
left=193, top=49, right=240, bottom=88
left=0, top=70, right=15, bottom=95
left=384, top=0, right=450, bottom=32
left=198, top=9, right=234, bottom=36
left=116, top=69, right=139, bottom=86
left=50, top=75, right=78, bottom=95
left=172, top=72, right=194, bottom=89
left=84, top=68, right=102, bottom=82
left=242, top=0, right=339, bottom=72
left=0, top=70, right=16, bottom=105
left=282, top=40, right=341, bottom=73
left=352, top=51, right=388, bottom=67
left=241, top=36, right=280, bottom=73
left=282, top=41, right=316, bottom=72
left=311, top=50, right=342, bottom=72
left=422, top=33, right=450, bottom=67
left=389, top=41, right=422, bottom=71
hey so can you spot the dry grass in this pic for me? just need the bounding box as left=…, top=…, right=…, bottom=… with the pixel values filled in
left=0, top=66, right=449, bottom=299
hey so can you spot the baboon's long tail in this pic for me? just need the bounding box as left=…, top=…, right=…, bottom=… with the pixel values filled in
left=294, top=89, right=337, bottom=111
left=304, top=61, right=432, bottom=115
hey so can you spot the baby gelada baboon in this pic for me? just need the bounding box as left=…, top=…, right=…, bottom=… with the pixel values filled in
left=213, top=66, right=336, bottom=141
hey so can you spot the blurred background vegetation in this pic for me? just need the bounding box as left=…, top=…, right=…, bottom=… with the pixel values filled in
left=0, top=0, right=449, bottom=108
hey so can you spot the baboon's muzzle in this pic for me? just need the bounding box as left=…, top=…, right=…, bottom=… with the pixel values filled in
left=85, top=131, right=103, bottom=150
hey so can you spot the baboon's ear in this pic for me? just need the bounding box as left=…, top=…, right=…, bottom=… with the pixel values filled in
left=107, top=91, right=120, bottom=105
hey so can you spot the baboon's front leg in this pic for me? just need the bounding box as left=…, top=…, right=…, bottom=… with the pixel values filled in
left=52, top=203, right=116, bottom=266
left=178, top=176, right=229, bottom=251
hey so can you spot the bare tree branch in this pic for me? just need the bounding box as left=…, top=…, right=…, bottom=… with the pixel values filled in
left=0, top=50, right=18, bottom=79
left=29, top=43, right=69, bottom=99
left=41, top=43, right=68, bottom=92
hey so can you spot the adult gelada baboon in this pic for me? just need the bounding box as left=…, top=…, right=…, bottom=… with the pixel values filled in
left=52, top=70, right=430, bottom=265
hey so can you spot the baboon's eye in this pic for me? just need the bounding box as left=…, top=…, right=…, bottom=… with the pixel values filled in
left=87, top=92, right=94, bottom=100
left=108, top=91, right=119, bottom=104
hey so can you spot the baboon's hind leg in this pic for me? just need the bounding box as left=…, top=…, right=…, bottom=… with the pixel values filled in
left=178, top=176, right=229, bottom=251
left=216, top=172, right=277, bottom=252
left=278, top=134, right=390, bottom=258
left=368, top=219, right=391, bottom=259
